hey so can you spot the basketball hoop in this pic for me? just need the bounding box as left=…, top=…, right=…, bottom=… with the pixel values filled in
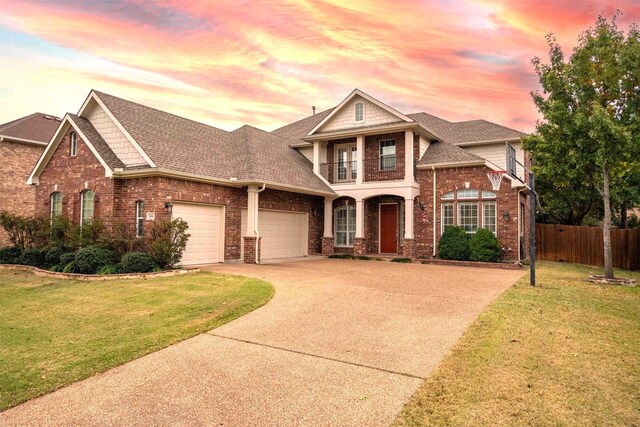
left=487, top=170, right=505, bottom=191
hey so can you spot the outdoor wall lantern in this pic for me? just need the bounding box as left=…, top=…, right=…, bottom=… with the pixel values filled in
left=503, top=211, right=510, bottom=221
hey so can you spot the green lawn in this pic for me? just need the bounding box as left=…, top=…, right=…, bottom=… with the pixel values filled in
left=394, top=261, right=640, bottom=426
left=0, top=270, right=274, bottom=411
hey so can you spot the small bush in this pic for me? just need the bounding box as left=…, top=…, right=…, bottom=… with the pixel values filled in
left=45, top=247, right=65, bottom=267
left=62, top=261, right=77, bottom=273
left=119, top=252, right=158, bottom=273
left=391, top=258, right=412, bottom=263
left=0, top=211, right=48, bottom=249
left=148, top=219, right=190, bottom=268
left=59, top=252, right=77, bottom=266
left=67, top=220, right=105, bottom=250
left=97, top=264, right=120, bottom=275
left=74, top=246, right=120, bottom=274
left=19, top=248, right=47, bottom=268
left=438, top=226, right=470, bottom=261
left=49, top=265, right=61, bottom=272
left=469, top=228, right=502, bottom=262
left=0, top=246, right=21, bottom=264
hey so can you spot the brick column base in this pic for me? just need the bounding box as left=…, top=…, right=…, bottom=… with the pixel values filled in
left=353, top=238, right=367, bottom=256
left=402, top=238, right=415, bottom=258
left=243, top=236, right=261, bottom=264
left=321, top=237, right=334, bottom=255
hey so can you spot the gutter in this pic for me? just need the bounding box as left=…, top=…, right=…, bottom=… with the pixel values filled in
left=432, top=166, right=437, bottom=257
left=255, top=183, right=267, bottom=264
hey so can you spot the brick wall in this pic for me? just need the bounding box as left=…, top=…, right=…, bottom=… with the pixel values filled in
left=34, top=128, right=115, bottom=226
left=414, top=166, right=523, bottom=261
left=0, top=141, right=45, bottom=246
left=364, top=132, right=405, bottom=181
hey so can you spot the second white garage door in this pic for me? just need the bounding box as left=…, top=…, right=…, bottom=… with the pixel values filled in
left=242, top=209, right=308, bottom=260
left=172, top=203, right=224, bottom=265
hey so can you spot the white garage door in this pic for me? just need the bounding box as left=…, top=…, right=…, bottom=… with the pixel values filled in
left=242, top=209, right=308, bottom=260
left=172, top=203, right=224, bottom=265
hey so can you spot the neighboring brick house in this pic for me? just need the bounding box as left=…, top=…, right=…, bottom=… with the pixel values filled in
left=0, top=113, right=60, bottom=245
left=28, top=89, right=529, bottom=264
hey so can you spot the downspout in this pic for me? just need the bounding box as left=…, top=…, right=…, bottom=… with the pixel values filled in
left=516, top=188, right=525, bottom=262
left=254, top=183, right=267, bottom=264
left=432, top=166, right=437, bottom=257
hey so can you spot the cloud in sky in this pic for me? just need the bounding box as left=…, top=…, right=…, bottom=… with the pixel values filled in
left=0, top=0, right=638, bottom=132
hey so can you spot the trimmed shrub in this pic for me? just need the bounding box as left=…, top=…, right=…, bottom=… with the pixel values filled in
left=19, top=248, right=47, bottom=268
left=59, top=252, right=77, bottom=266
left=119, top=252, right=158, bottom=273
left=45, top=247, right=65, bottom=267
left=469, top=228, right=502, bottom=262
left=391, top=258, right=412, bottom=263
left=0, top=211, right=48, bottom=249
left=438, top=226, right=471, bottom=261
left=0, top=246, right=21, bottom=264
left=62, top=262, right=77, bottom=273
left=148, top=219, right=190, bottom=268
left=74, top=246, right=120, bottom=274
left=97, top=264, right=120, bottom=275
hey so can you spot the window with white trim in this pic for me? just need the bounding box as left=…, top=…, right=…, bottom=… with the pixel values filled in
left=136, top=201, right=144, bottom=237
left=482, top=201, right=497, bottom=234
left=482, top=190, right=496, bottom=199
left=80, top=190, right=95, bottom=226
left=379, top=140, right=396, bottom=171
left=441, top=203, right=454, bottom=233
left=335, top=205, right=356, bottom=247
left=457, top=189, right=479, bottom=199
left=70, top=132, right=78, bottom=157
left=458, top=202, right=478, bottom=233
left=50, top=192, right=62, bottom=218
left=441, top=191, right=454, bottom=200
left=355, top=102, right=364, bottom=122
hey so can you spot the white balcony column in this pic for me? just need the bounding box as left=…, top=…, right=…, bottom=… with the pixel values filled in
left=355, top=198, right=365, bottom=238
left=313, top=141, right=320, bottom=175
left=323, top=197, right=333, bottom=238
left=404, top=130, right=414, bottom=183
left=245, top=185, right=259, bottom=237
left=356, top=135, right=364, bottom=184
left=404, top=198, right=414, bottom=239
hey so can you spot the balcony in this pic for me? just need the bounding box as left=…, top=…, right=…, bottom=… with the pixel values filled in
left=319, top=156, right=405, bottom=184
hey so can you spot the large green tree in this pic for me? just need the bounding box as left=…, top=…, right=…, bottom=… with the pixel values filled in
left=524, top=13, right=640, bottom=278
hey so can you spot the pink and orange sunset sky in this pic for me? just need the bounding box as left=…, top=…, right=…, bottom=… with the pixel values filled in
left=0, top=1, right=638, bottom=133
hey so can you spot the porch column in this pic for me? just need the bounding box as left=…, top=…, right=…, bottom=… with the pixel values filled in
left=313, top=141, right=320, bottom=175
left=354, top=198, right=366, bottom=255
left=404, top=130, right=414, bottom=183
left=323, top=197, right=333, bottom=238
left=403, top=197, right=416, bottom=258
left=244, top=185, right=261, bottom=263
left=356, top=135, right=364, bottom=184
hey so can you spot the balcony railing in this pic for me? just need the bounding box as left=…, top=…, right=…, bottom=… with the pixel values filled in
left=319, top=160, right=357, bottom=184
left=363, top=156, right=404, bottom=182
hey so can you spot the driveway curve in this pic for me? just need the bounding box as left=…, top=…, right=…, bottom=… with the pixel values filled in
left=1, top=259, right=523, bottom=426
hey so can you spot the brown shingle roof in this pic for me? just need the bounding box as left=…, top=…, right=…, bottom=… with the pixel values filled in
left=408, top=113, right=524, bottom=144
left=93, top=91, right=332, bottom=194
left=417, top=141, right=484, bottom=166
left=68, top=114, right=125, bottom=170
left=0, top=113, right=61, bottom=144
left=271, top=108, right=334, bottom=145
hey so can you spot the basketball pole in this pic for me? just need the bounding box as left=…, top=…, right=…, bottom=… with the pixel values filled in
left=529, top=171, right=536, bottom=287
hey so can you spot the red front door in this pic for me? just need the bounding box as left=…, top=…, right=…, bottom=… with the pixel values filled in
left=380, top=204, right=398, bottom=253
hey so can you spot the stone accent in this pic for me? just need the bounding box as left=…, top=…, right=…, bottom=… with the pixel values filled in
left=243, top=236, right=261, bottom=264
left=402, top=238, right=415, bottom=258
left=321, top=237, right=334, bottom=255
left=0, top=140, right=46, bottom=246
left=353, top=237, right=366, bottom=255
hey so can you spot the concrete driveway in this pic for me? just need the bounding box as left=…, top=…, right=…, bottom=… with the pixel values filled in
left=1, top=259, right=524, bottom=426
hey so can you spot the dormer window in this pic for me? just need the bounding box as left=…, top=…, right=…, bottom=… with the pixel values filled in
left=355, top=102, right=364, bottom=122
left=70, top=132, right=78, bottom=157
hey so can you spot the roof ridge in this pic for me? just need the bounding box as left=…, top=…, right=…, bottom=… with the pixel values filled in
left=92, top=90, right=229, bottom=134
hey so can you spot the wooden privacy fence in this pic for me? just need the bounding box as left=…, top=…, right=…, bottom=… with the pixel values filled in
left=536, top=224, right=640, bottom=271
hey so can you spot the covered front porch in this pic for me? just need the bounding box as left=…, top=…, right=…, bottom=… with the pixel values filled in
left=321, top=193, right=417, bottom=258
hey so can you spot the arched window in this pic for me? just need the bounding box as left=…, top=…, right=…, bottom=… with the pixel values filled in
left=440, top=189, right=497, bottom=235
left=50, top=192, right=62, bottom=218
left=334, top=205, right=356, bottom=247
left=80, top=190, right=95, bottom=226
left=70, top=132, right=78, bottom=157
left=136, top=201, right=144, bottom=237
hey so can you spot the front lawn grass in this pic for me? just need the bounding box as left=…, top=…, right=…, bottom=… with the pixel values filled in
left=0, top=270, right=274, bottom=411
left=394, top=261, right=639, bottom=426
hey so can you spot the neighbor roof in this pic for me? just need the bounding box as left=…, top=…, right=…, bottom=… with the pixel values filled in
left=0, top=113, right=61, bottom=145
left=91, top=91, right=332, bottom=194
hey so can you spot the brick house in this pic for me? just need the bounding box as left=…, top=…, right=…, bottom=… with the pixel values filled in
left=27, top=89, right=529, bottom=264
left=0, top=113, right=61, bottom=245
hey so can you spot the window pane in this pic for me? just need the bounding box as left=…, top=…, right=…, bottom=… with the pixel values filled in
left=457, top=189, right=479, bottom=199
left=355, top=103, right=364, bottom=121
left=136, top=201, right=144, bottom=237
left=441, top=203, right=454, bottom=234
left=379, top=140, right=396, bottom=171
left=441, top=192, right=454, bottom=200
left=51, top=192, right=62, bottom=218
left=458, top=202, right=478, bottom=233
left=81, top=191, right=95, bottom=225
left=483, top=201, right=496, bottom=234
left=482, top=191, right=496, bottom=199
